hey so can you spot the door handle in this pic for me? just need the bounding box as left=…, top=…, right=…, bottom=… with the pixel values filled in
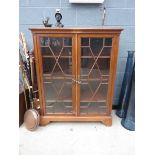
left=77, top=80, right=81, bottom=84
left=72, top=78, right=81, bottom=84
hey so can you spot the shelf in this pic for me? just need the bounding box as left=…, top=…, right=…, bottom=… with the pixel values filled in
left=41, top=45, right=72, bottom=58
left=42, top=56, right=72, bottom=58
left=43, top=77, right=109, bottom=82
left=45, top=102, right=107, bottom=114
left=81, top=46, right=112, bottom=57
left=43, top=75, right=72, bottom=80
left=43, top=68, right=110, bottom=79
left=80, top=87, right=107, bottom=102
left=81, top=56, right=110, bottom=58
left=46, top=100, right=72, bottom=103
left=40, top=45, right=72, bottom=48
left=44, top=80, right=108, bottom=102
left=80, top=68, right=110, bottom=77
left=46, top=102, right=72, bottom=114
left=42, top=55, right=110, bottom=59
left=43, top=67, right=72, bottom=78
left=80, top=102, right=107, bottom=114
left=81, top=45, right=112, bottom=48
left=81, top=77, right=109, bottom=81
left=80, top=79, right=108, bottom=105
left=44, top=81, right=72, bottom=101
left=44, top=81, right=72, bottom=84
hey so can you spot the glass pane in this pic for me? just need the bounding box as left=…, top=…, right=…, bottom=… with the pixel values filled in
left=80, top=58, right=110, bottom=78
left=49, top=38, right=63, bottom=56
left=90, top=38, right=103, bottom=56
left=80, top=37, right=112, bottom=114
left=61, top=47, right=72, bottom=57
left=104, top=38, right=112, bottom=46
left=81, top=38, right=89, bottom=46
left=40, top=37, right=49, bottom=46
left=41, top=47, right=52, bottom=56
left=57, top=57, right=72, bottom=76
left=100, top=47, right=112, bottom=57
left=81, top=47, right=92, bottom=57
left=40, top=37, right=73, bottom=114
left=80, top=102, right=107, bottom=114
left=42, top=58, right=55, bottom=74
left=64, top=38, right=72, bottom=46
left=97, top=58, right=110, bottom=75
left=80, top=83, right=108, bottom=114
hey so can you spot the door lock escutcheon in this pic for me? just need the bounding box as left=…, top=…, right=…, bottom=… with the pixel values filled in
left=72, top=78, right=81, bottom=84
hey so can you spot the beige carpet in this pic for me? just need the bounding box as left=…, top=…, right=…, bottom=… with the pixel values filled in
left=19, top=111, right=135, bottom=155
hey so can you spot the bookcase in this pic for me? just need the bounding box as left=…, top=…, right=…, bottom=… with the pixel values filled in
left=30, top=27, right=123, bottom=126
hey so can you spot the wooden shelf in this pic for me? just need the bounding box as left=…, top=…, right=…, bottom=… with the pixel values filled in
left=81, top=56, right=110, bottom=58
left=46, top=100, right=72, bottom=103
left=46, top=102, right=72, bottom=114
left=81, top=76, right=109, bottom=81
left=43, top=68, right=110, bottom=80
left=81, top=45, right=112, bottom=48
left=42, top=56, right=72, bottom=58
left=40, top=45, right=72, bottom=48
left=42, top=55, right=110, bottom=59
left=43, top=68, right=72, bottom=79
left=44, top=80, right=107, bottom=102
left=80, top=68, right=110, bottom=77
left=80, top=86, right=107, bottom=102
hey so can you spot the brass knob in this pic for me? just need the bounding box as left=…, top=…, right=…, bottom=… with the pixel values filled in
left=72, top=78, right=81, bottom=84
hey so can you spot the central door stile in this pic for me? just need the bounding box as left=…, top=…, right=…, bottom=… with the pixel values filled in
left=73, top=34, right=77, bottom=116
left=70, top=34, right=76, bottom=116
left=76, top=34, right=81, bottom=116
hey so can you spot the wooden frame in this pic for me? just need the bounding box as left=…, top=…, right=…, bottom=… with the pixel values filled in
left=30, top=27, right=123, bottom=126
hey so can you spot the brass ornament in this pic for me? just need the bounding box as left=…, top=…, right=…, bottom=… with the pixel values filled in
left=33, top=98, right=40, bottom=110
left=24, top=109, right=40, bottom=131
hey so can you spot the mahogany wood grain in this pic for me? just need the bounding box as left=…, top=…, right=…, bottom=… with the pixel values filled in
left=39, top=115, right=112, bottom=126
left=30, top=27, right=123, bottom=126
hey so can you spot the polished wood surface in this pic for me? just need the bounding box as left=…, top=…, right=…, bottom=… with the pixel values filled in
left=40, top=115, right=112, bottom=126
left=30, top=27, right=123, bottom=34
left=30, top=27, right=123, bottom=126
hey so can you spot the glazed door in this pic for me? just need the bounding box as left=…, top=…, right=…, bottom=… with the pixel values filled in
left=77, top=35, right=113, bottom=115
left=38, top=35, right=76, bottom=115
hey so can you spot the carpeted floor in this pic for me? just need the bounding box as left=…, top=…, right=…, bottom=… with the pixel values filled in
left=19, top=111, right=135, bottom=155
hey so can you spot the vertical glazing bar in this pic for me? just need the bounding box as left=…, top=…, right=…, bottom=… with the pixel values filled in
left=88, top=37, right=90, bottom=47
